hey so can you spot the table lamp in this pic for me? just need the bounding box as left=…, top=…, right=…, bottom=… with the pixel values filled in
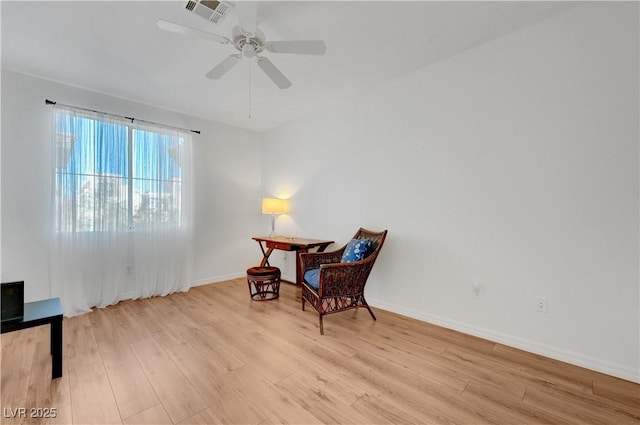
left=262, top=198, right=290, bottom=236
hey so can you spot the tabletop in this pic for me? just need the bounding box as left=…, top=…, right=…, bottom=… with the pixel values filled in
left=252, top=236, right=334, bottom=247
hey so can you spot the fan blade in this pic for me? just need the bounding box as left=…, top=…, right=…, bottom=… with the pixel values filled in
left=267, top=40, right=327, bottom=55
left=256, top=57, right=291, bottom=89
left=206, top=54, right=241, bottom=79
left=157, top=19, right=231, bottom=44
left=235, top=1, right=257, bottom=35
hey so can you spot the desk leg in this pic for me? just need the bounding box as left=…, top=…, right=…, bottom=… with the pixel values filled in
left=296, top=248, right=308, bottom=286
left=259, top=247, right=274, bottom=267
left=51, top=318, right=63, bottom=379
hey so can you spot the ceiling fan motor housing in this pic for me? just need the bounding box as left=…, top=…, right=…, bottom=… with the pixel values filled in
left=232, top=26, right=265, bottom=56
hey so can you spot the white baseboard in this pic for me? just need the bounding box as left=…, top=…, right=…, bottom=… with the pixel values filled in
left=191, top=272, right=245, bottom=287
left=368, top=298, right=640, bottom=384
left=282, top=273, right=296, bottom=283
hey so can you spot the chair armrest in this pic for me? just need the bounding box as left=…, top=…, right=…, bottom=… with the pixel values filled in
left=300, top=248, right=345, bottom=272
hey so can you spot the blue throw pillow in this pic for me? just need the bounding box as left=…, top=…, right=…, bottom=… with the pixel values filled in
left=341, top=239, right=372, bottom=263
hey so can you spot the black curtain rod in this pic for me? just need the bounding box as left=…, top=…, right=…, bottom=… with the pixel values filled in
left=45, top=99, right=201, bottom=135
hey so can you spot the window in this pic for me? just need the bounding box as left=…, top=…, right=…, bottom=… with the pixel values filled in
left=54, top=108, right=188, bottom=233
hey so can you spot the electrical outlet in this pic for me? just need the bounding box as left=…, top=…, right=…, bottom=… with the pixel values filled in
left=536, top=296, right=548, bottom=313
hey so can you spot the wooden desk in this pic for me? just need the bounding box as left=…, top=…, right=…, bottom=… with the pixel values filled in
left=252, top=236, right=334, bottom=285
left=1, top=298, right=63, bottom=379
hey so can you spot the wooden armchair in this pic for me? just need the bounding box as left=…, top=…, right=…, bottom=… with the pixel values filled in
left=300, top=228, right=388, bottom=334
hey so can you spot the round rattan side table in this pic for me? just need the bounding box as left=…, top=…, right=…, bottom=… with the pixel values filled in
left=246, top=266, right=281, bottom=301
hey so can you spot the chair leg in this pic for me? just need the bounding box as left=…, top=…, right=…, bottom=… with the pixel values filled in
left=366, top=306, right=377, bottom=321
left=363, top=298, right=377, bottom=321
left=319, top=315, right=324, bottom=335
left=302, top=297, right=306, bottom=311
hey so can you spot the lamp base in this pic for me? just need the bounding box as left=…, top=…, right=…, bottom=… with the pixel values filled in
left=269, top=215, right=276, bottom=237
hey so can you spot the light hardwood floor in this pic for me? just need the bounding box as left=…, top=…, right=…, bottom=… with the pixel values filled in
left=1, top=279, right=638, bottom=425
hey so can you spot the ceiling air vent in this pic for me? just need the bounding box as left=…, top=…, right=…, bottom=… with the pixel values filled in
left=185, top=0, right=232, bottom=25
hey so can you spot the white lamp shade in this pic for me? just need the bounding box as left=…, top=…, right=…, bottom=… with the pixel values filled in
left=262, top=198, right=289, bottom=215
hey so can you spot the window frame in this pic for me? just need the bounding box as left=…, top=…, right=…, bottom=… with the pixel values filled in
left=53, top=108, right=188, bottom=233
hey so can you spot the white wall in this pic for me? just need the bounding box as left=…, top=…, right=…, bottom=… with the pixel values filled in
left=1, top=70, right=263, bottom=301
left=261, top=2, right=639, bottom=382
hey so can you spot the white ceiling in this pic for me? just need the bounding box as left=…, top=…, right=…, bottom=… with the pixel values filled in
left=2, top=1, right=578, bottom=132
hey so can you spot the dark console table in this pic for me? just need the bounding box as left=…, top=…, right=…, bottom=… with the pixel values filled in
left=1, top=298, right=63, bottom=379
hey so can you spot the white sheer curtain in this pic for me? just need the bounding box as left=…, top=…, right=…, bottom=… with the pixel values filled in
left=50, top=106, right=192, bottom=316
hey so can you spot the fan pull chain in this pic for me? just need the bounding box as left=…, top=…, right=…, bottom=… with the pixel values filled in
left=248, top=60, right=252, bottom=120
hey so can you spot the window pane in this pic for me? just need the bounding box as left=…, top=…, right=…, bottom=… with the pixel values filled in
left=132, top=130, right=183, bottom=181
left=76, top=175, right=128, bottom=232
left=95, top=121, right=128, bottom=176
left=55, top=111, right=129, bottom=232
left=132, top=129, right=183, bottom=227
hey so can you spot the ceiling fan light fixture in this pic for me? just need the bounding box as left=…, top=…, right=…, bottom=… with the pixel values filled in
left=242, top=43, right=256, bottom=58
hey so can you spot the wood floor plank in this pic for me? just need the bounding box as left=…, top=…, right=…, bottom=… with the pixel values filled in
left=97, top=337, right=160, bottom=421
left=122, top=404, right=172, bottom=425
left=177, top=287, right=234, bottom=328
left=143, top=295, right=195, bottom=332
left=439, top=345, right=529, bottom=397
left=23, top=326, right=71, bottom=425
left=220, top=365, right=321, bottom=424
left=443, top=345, right=593, bottom=396
left=179, top=325, right=245, bottom=374
left=130, top=338, right=207, bottom=424
left=178, top=408, right=224, bottom=425
left=345, top=351, right=493, bottom=425
left=68, top=361, right=122, bottom=424
left=88, top=305, right=119, bottom=343
left=462, top=380, right=569, bottom=424
left=368, top=318, right=450, bottom=354
left=523, top=382, right=640, bottom=425
left=1, top=328, right=42, bottom=425
left=197, top=379, right=265, bottom=425
left=163, top=339, right=266, bottom=425
left=41, top=403, right=73, bottom=425
left=121, top=302, right=164, bottom=337
left=249, top=330, right=368, bottom=405
left=274, top=372, right=372, bottom=424
left=593, top=373, right=640, bottom=410
left=150, top=328, right=188, bottom=350
left=197, top=319, right=296, bottom=385
left=109, top=301, right=159, bottom=346
left=192, top=286, right=260, bottom=331
left=349, top=393, right=427, bottom=425
left=64, top=314, right=102, bottom=370
left=491, top=343, right=596, bottom=390
left=294, top=324, right=479, bottom=424
left=404, top=319, right=497, bottom=354
left=349, top=331, right=470, bottom=394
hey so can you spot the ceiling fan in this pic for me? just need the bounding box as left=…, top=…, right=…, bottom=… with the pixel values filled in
left=157, top=1, right=326, bottom=89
